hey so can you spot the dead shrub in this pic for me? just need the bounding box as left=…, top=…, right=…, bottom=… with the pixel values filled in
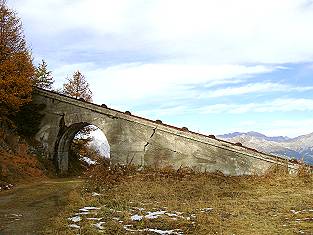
left=297, top=162, right=313, bottom=181
left=263, top=163, right=289, bottom=179
left=84, top=159, right=138, bottom=190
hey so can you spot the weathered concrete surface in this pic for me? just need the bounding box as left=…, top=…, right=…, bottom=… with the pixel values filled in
left=32, top=88, right=299, bottom=175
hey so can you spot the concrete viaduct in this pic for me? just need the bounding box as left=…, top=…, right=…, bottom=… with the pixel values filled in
left=31, top=88, right=299, bottom=175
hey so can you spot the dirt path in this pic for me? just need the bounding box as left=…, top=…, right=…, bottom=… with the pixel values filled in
left=0, top=178, right=83, bottom=235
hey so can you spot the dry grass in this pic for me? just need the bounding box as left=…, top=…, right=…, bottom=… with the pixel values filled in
left=0, top=128, right=56, bottom=187
left=0, top=146, right=47, bottom=185
left=48, top=162, right=313, bottom=235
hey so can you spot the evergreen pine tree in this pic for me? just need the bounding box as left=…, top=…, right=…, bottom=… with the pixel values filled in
left=33, top=59, right=54, bottom=90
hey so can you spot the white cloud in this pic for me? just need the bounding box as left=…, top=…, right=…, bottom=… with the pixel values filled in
left=46, top=61, right=277, bottom=106
left=247, top=119, right=313, bottom=137
left=12, top=1, right=133, bottom=34
left=9, top=0, right=313, bottom=64
left=147, top=0, right=313, bottom=64
left=200, top=82, right=313, bottom=98
left=199, top=98, right=313, bottom=114
left=136, top=105, right=187, bottom=118
left=79, top=63, right=275, bottom=105
left=271, top=119, right=313, bottom=128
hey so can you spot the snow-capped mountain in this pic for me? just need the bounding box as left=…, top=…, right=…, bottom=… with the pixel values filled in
left=218, top=132, right=313, bottom=165
left=89, top=137, right=110, bottom=158
left=89, top=129, right=110, bottom=158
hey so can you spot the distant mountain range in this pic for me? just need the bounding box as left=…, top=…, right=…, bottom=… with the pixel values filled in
left=218, top=131, right=313, bottom=165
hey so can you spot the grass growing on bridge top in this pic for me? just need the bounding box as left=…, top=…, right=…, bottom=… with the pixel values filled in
left=47, top=163, right=313, bottom=235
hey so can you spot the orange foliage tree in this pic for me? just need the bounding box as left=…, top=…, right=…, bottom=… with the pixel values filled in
left=0, top=0, right=34, bottom=122
left=62, top=70, right=92, bottom=102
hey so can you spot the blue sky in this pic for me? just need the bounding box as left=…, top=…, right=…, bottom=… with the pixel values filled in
left=9, top=0, right=313, bottom=137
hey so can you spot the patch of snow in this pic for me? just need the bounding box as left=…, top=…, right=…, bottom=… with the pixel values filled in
left=80, top=206, right=100, bottom=211
left=164, top=211, right=188, bottom=219
left=146, top=228, right=183, bottom=234
left=68, top=215, right=81, bottom=223
left=75, top=211, right=90, bottom=215
left=0, top=184, right=14, bottom=191
left=290, top=209, right=313, bottom=214
left=133, top=207, right=145, bottom=211
left=146, top=211, right=166, bottom=219
left=131, top=214, right=143, bottom=221
left=68, top=224, right=80, bottom=229
left=11, top=214, right=22, bottom=217
left=80, top=156, right=97, bottom=165
left=79, top=208, right=89, bottom=212
left=165, top=213, right=179, bottom=217
left=93, top=221, right=105, bottom=230
left=124, top=225, right=183, bottom=235
left=89, top=129, right=110, bottom=158
left=77, top=206, right=100, bottom=215
left=130, top=210, right=194, bottom=222
left=201, top=207, right=213, bottom=212
left=87, top=217, right=103, bottom=221
left=290, top=209, right=300, bottom=214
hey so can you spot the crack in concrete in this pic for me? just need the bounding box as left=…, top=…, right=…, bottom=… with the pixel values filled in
left=144, top=127, right=157, bottom=152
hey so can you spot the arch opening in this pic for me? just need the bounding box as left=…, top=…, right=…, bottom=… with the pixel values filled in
left=56, top=123, right=110, bottom=174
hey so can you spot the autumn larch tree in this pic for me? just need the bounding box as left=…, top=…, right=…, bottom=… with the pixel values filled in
left=0, top=0, right=34, bottom=122
left=32, top=59, right=54, bottom=90
left=63, top=70, right=92, bottom=102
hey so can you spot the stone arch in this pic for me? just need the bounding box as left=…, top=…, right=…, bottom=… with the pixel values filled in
left=56, top=122, right=109, bottom=173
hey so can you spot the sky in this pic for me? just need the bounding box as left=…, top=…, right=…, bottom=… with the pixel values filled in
left=8, top=0, right=313, bottom=138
